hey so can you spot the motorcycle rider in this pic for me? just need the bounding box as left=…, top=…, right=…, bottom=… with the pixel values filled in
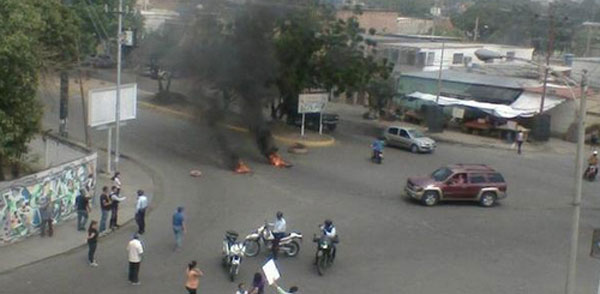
left=371, top=138, right=384, bottom=160
left=588, top=151, right=599, bottom=178
left=271, top=211, right=287, bottom=260
left=318, top=219, right=338, bottom=262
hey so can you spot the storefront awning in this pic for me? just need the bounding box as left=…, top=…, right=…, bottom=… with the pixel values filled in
left=406, top=91, right=565, bottom=118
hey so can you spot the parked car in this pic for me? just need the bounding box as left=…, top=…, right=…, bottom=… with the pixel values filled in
left=405, top=164, right=507, bottom=207
left=382, top=126, right=436, bottom=153
left=291, top=113, right=339, bottom=132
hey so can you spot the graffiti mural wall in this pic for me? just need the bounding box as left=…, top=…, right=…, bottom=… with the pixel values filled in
left=0, top=154, right=97, bottom=245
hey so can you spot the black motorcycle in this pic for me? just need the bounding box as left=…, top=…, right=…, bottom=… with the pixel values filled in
left=371, top=150, right=383, bottom=164
left=585, top=165, right=598, bottom=181
left=313, top=234, right=336, bottom=276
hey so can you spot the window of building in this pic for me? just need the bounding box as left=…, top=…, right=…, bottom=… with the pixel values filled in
left=417, top=52, right=426, bottom=67
left=452, top=53, right=464, bottom=65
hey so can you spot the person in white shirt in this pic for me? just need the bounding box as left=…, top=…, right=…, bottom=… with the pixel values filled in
left=112, top=172, right=122, bottom=194
left=271, top=282, right=298, bottom=294
left=516, top=131, right=524, bottom=155
left=110, top=186, right=127, bottom=230
left=271, top=211, right=286, bottom=260
left=235, top=282, right=248, bottom=294
left=127, top=233, right=144, bottom=285
left=135, top=190, right=149, bottom=234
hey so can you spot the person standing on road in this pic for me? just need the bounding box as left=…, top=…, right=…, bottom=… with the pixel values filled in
left=99, top=186, right=112, bottom=233
left=87, top=220, right=99, bottom=267
left=76, top=189, right=90, bottom=231
left=110, top=186, right=126, bottom=230
left=39, top=196, right=53, bottom=237
left=172, top=207, right=186, bottom=251
left=271, top=211, right=286, bottom=260
left=249, top=272, right=265, bottom=294
left=85, top=174, right=95, bottom=206
left=112, top=172, right=122, bottom=195
left=127, top=233, right=144, bottom=285
left=516, top=131, right=524, bottom=155
left=185, top=260, right=204, bottom=294
left=135, top=190, right=148, bottom=235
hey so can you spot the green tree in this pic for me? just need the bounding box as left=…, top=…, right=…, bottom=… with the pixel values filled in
left=0, top=0, right=80, bottom=179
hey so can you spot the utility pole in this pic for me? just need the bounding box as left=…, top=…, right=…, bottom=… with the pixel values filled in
left=565, top=69, right=588, bottom=294
left=473, top=16, right=479, bottom=42
left=539, top=4, right=555, bottom=115
left=435, top=42, right=445, bottom=104
left=59, top=72, right=69, bottom=137
left=114, top=0, right=123, bottom=172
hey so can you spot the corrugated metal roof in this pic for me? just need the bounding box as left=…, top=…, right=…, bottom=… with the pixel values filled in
left=402, top=70, right=540, bottom=89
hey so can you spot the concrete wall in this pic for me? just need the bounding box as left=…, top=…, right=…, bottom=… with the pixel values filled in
left=337, top=10, right=398, bottom=34
left=547, top=100, right=576, bottom=136
left=0, top=138, right=97, bottom=245
left=396, top=17, right=433, bottom=35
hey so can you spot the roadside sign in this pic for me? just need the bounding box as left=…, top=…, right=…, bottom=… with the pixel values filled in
left=298, top=93, right=328, bottom=114
left=88, top=83, right=137, bottom=127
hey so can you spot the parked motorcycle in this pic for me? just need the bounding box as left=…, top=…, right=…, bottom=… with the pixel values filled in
left=371, top=150, right=383, bottom=164
left=222, top=231, right=246, bottom=281
left=313, top=234, right=336, bottom=276
left=243, top=222, right=302, bottom=258
left=585, top=165, right=598, bottom=181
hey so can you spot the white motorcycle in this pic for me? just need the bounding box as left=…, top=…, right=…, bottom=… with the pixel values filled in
left=243, top=222, right=302, bottom=258
left=222, top=231, right=246, bottom=281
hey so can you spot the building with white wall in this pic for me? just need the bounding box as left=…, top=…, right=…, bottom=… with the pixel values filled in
left=379, top=42, right=535, bottom=73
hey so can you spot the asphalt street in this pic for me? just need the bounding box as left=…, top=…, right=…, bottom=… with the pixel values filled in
left=2, top=75, right=600, bottom=294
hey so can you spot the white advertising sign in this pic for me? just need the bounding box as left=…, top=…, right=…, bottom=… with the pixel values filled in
left=88, top=83, right=138, bottom=127
left=262, top=259, right=280, bottom=285
left=298, top=93, right=328, bottom=114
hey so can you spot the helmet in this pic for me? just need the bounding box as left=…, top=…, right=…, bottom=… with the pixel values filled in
left=276, top=211, right=283, bottom=219
left=324, top=219, right=333, bottom=227
left=594, top=151, right=598, bottom=155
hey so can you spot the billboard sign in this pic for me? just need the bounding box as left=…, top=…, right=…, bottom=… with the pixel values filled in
left=88, top=83, right=137, bottom=127
left=298, top=93, right=328, bottom=114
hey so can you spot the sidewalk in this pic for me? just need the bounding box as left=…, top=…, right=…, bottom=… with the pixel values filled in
left=326, top=101, right=578, bottom=155
left=0, top=150, right=155, bottom=274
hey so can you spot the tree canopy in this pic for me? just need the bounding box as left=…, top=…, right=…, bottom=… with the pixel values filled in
left=0, top=0, right=80, bottom=179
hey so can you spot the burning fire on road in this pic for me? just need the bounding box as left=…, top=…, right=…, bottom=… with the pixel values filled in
left=268, top=152, right=292, bottom=168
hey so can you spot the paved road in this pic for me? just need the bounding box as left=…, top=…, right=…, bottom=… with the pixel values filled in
left=2, top=75, right=600, bottom=294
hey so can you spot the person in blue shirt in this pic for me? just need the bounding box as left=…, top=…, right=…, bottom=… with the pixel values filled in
left=172, top=207, right=186, bottom=251
left=371, top=138, right=384, bottom=161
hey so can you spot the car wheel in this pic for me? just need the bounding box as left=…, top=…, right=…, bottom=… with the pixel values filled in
left=421, top=191, right=439, bottom=206
left=479, top=192, right=497, bottom=207
left=410, top=144, right=419, bottom=153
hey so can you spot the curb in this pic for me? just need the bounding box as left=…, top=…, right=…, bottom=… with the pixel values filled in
left=0, top=149, right=163, bottom=276
left=139, top=100, right=336, bottom=147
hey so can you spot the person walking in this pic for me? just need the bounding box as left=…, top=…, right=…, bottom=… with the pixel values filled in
left=516, top=130, right=524, bottom=155
left=99, top=186, right=112, bottom=233
left=127, top=233, right=144, bottom=285
left=39, top=196, right=53, bottom=237
left=135, top=190, right=148, bottom=235
left=235, top=283, right=248, bottom=294
left=87, top=220, right=99, bottom=267
left=249, top=272, right=265, bottom=294
left=172, top=207, right=186, bottom=251
left=75, top=189, right=90, bottom=231
left=110, top=186, right=126, bottom=230
left=185, top=260, right=204, bottom=294
left=112, top=172, right=122, bottom=194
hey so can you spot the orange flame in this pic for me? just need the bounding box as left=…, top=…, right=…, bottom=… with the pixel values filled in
left=268, top=153, right=292, bottom=168
left=234, top=161, right=251, bottom=174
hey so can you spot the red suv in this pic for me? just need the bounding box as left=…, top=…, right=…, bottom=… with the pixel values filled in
left=405, top=164, right=507, bottom=207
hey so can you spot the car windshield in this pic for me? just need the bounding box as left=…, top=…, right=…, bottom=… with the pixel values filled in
left=431, top=168, right=453, bottom=181
left=408, top=129, right=425, bottom=138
